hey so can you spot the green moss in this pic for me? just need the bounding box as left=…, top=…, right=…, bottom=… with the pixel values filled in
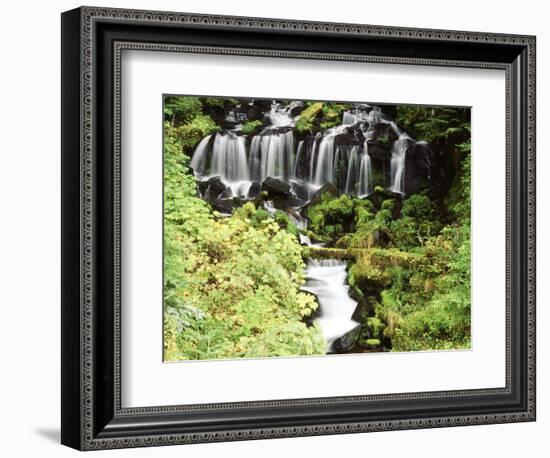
left=366, top=317, right=384, bottom=339
left=241, top=120, right=263, bottom=135
left=294, top=102, right=323, bottom=134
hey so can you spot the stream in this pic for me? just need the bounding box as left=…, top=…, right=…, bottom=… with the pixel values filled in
left=300, top=253, right=359, bottom=352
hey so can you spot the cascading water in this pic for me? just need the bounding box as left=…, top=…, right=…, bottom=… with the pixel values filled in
left=389, top=134, right=410, bottom=194
left=189, top=134, right=212, bottom=174
left=301, top=258, right=359, bottom=351
left=358, top=142, right=373, bottom=197
left=187, top=100, right=432, bottom=353
left=189, top=101, right=400, bottom=201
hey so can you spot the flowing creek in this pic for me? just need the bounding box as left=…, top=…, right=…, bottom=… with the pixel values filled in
left=301, top=257, right=359, bottom=352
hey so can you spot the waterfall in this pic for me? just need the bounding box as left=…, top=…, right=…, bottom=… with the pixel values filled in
left=256, top=130, right=294, bottom=181
left=313, top=136, right=336, bottom=185
left=248, top=135, right=262, bottom=182
left=211, top=133, right=249, bottom=181
left=265, top=100, right=298, bottom=127
left=293, top=140, right=304, bottom=178
left=189, top=101, right=422, bottom=202
left=342, top=108, right=370, bottom=126
left=358, top=143, right=373, bottom=196
left=189, top=135, right=212, bottom=175
left=301, top=259, right=359, bottom=351
left=390, top=135, right=409, bottom=194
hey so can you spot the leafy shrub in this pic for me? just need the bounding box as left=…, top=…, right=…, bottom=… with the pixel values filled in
left=163, top=117, right=325, bottom=360
left=164, top=96, right=203, bottom=125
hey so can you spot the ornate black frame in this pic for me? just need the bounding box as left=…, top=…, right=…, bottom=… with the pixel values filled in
left=61, top=6, right=536, bottom=450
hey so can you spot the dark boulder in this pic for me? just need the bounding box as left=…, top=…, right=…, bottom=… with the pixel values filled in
left=291, top=181, right=311, bottom=202
left=365, top=122, right=399, bottom=161
left=368, top=144, right=392, bottom=161
left=332, top=325, right=361, bottom=353
left=261, top=177, right=291, bottom=198
left=210, top=198, right=235, bottom=214
left=218, top=187, right=234, bottom=200
left=198, top=176, right=228, bottom=200
left=260, top=177, right=304, bottom=207
left=244, top=105, right=263, bottom=122
left=247, top=182, right=261, bottom=199
left=252, top=99, right=272, bottom=113
left=351, top=297, right=376, bottom=323
left=366, top=122, right=399, bottom=146
left=334, top=129, right=365, bottom=147
left=308, top=182, right=339, bottom=206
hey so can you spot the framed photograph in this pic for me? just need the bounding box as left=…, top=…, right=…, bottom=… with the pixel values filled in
left=61, top=6, right=536, bottom=450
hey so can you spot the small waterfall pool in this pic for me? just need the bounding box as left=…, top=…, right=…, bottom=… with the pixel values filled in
left=301, top=258, right=359, bottom=352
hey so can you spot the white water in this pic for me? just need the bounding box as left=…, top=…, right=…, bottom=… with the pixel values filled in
left=189, top=134, right=212, bottom=174
left=358, top=142, right=373, bottom=196
left=302, top=259, right=359, bottom=351
left=389, top=134, right=410, bottom=194
left=190, top=101, right=422, bottom=201
left=263, top=200, right=276, bottom=214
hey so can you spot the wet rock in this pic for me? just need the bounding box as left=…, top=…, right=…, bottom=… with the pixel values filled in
left=368, top=144, right=392, bottom=161
left=252, top=99, right=272, bottom=113
left=261, top=177, right=291, bottom=198
left=218, top=187, right=233, bottom=200
left=260, top=177, right=304, bottom=208
left=308, top=182, right=339, bottom=204
left=291, top=182, right=311, bottom=201
left=301, top=182, right=341, bottom=217
left=247, top=182, right=261, bottom=198
left=334, top=129, right=365, bottom=147
left=404, top=141, right=436, bottom=195
left=366, top=122, right=399, bottom=144
left=332, top=325, right=361, bottom=353
left=289, top=102, right=305, bottom=117
left=198, top=176, right=228, bottom=200
left=351, top=298, right=375, bottom=322
left=210, top=198, right=234, bottom=214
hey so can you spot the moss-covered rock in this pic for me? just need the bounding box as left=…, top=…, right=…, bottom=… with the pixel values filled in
left=295, top=102, right=323, bottom=134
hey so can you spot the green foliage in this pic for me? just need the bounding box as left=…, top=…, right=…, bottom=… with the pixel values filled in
left=295, top=102, right=323, bottom=134
left=243, top=322, right=326, bottom=358
left=445, top=143, right=471, bottom=222
left=164, top=96, right=203, bottom=126
left=395, top=105, right=470, bottom=144
left=163, top=112, right=325, bottom=360
left=172, top=115, right=220, bottom=150
left=163, top=96, right=472, bottom=357
left=201, top=97, right=239, bottom=109
left=295, top=102, right=352, bottom=132
left=274, top=210, right=299, bottom=237
left=306, top=193, right=355, bottom=237
left=320, top=103, right=351, bottom=129
left=241, top=120, right=263, bottom=135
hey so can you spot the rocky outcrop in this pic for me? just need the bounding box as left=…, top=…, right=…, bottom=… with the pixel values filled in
left=247, top=182, right=261, bottom=199
left=198, top=176, right=228, bottom=200
left=332, top=325, right=361, bottom=353
left=366, top=122, right=399, bottom=161
left=261, top=177, right=291, bottom=198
